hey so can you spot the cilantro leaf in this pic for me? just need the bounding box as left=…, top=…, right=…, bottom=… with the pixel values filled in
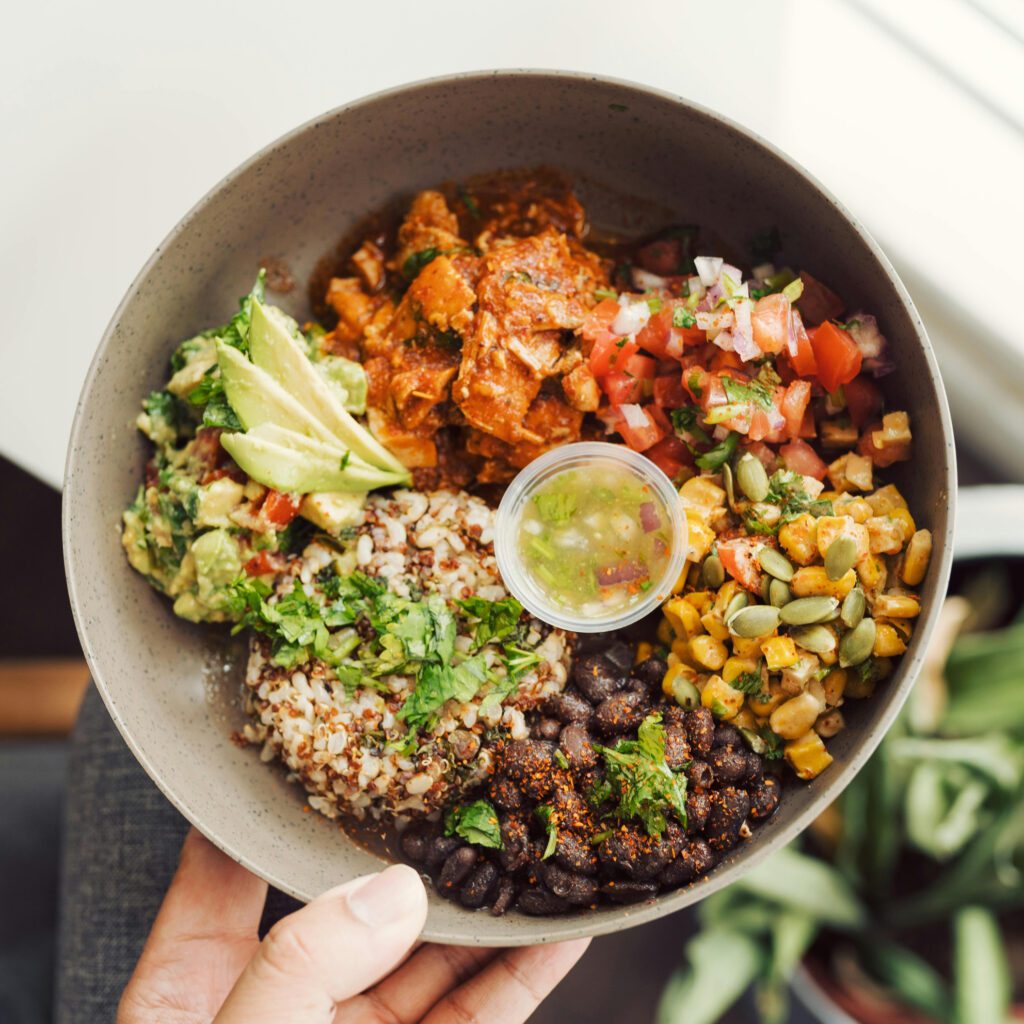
left=731, top=665, right=766, bottom=696
left=695, top=432, right=740, bottom=471
left=402, top=247, right=441, bottom=280
left=670, top=406, right=711, bottom=446
left=672, top=306, right=696, bottom=329
left=594, top=713, right=688, bottom=836
left=765, top=470, right=834, bottom=522
left=722, top=375, right=774, bottom=410
left=398, top=654, right=491, bottom=732
left=535, top=805, right=558, bottom=859
left=444, top=799, right=503, bottom=850
left=457, top=597, right=523, bottom=649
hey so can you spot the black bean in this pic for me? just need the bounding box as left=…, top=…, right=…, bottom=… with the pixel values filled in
left=749, top=776, right=782, bottom=820
left=559, top=724, right=598, bottom=772
left=593, top=690, right=649, bottom=736
left=541, top=862, right=599, bottom=906
left=459, top=861, right=499, bottom=909
left=500, top=739, right=557, bottom=800
left=424, top=834, right=463, bottom=869
left=532, top=716, right=564, bottom=741
left=551, top=787, right=590, bottom=827
left=544, top=689, right=594, bottom=726
left=659, top=839, right=716, bottom=887
left=685, top=790, right=711, bottom=833
left=555, top=832, right=598, bottom=875
left=517, top=886, right=571, bottom=916
left=490, top=876, right=516, bottom=916
left=399, top=822, right=433, bottom=862
left=573, top=652, right=627, bottom=703
left=603, top=640, right=635, bottom=673
left=663, top=705, right=687, bottom=729
left=664, top=725, right=691, bottom=770
left=439, top=847, right=477, bottom=892
left=662, top=822, right=688, bottom=859
left=713, top=724, right=743, bottom=749
left=600, top=880, right=659, bottom=904
left=488, top=774, right=524, bottom=812
left=685, top=707, right=715, bottom=755
left=632, top=657, right=668, bottom=688
left=687, top=760, right=715, bottom=789
left=499, top=815, right=531, bottom=873
left=709, top=747, right=753, bottom=784
left=706, top=787, right=751, bottom=852
left=599, top=827, right=673, bottom=880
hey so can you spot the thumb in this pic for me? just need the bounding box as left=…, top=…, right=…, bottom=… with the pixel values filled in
left=215, top=863, right=427, bottom=1024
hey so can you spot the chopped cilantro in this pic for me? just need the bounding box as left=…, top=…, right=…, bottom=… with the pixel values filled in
left=593, top=713, right=688, bottom=836
left=765, top=470, right=834, bottom=522
left=670, top=406, right=711, bottom=446
left=695, top=432, right=740, bottom=471
left=594, top=287, right=619, bottom=301
left=444, top=799, right=503, bottom=850
left=554, top=748, right=570, bottom=770
left=457, top=596, right=523, bottom=649
left=402, top=247, right=441, bottom=280
left=672, top=306, right=696, bottom=329
left=339, top=451, right=351, bottom=470
left=535, top=805, right=558, bottom=859
left=646, top=294, right=664, bottom=314
left=687, top=371, right=704, bottom=399
left=722, top=375, right=774, bottom=410
left=398, top=655, right=489, bottom=732
left=731, top=666, right=766, bottom=696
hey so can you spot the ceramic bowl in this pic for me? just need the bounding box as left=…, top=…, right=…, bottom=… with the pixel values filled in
left=63, top=70, right=956, bottom=945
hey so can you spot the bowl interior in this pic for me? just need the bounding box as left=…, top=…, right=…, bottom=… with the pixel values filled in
left=64, top=71, right=955, bottom=945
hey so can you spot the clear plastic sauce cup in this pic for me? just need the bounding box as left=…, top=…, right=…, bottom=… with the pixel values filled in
left=494, top=442, right=688, bottom=633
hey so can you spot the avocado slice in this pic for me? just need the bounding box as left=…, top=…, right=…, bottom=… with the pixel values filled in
left=316, top=355, right=367, bottom=414
left=220, top=430, right=407, bottom=494
left=217, top=342, right=338, bottom=446
left=248, top=301, right=408, bottom=477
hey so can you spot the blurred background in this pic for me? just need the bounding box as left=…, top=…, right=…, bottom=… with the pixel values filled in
left=2, top=0, right=1021, bottom=1020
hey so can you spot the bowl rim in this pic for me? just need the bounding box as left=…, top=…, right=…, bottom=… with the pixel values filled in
left=63, top=68, right=957, bottom=945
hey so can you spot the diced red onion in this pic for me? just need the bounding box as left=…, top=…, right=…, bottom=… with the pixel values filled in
left=731, top=300, right=759, bottom=361
left=767, top=404, right=787, bottom=434
left=787, top=310, right=801, bottom=358
left=612, top=297, right=651, bottom=336
left=597, top=561, right=648, bottom=586
left=686, top=276, right=705, bottom=299
left=694, top=256, right=723, bottom=287
left=712, top=329, right=736, bottom=352
left=639, top=502, right=661, bottom=533
left=632, top=267, right=669, bottom=291
left=846, top=313, right=886, bottom=359
left=721, top=263, right=743, bottom=285
left=864, top=355, right=896, bottom=378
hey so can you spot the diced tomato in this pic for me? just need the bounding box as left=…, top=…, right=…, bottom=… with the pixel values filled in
left=590, top=334, right=638, bottom=378
left=580, top=298, right=621, bottom=346
left=653, top=373, right=688, bottom=409
left=262, top=490, right=302, bottom=528
left=622, top=352, right=656, bottom=379
left=614, top=404, right=666, bottom=452
left=717, top=536, right=766, bottom=593
left=797, top=272, right=845, bottom=326
left=742, top=441, right=779, bottom=473
left=244, top=550, right=287, bottom=577
left=645, top=434, right=693, bottom=480
left=843, top=376, right=883, bottom=429
left=636, top=309, right=673, bottom=358
left=809, top=322, right=863, bottom=393
left=799, top=409, right=817, bottom=439
left=747, top=407, right=773, bottom=442
left=780, top=439, right=828, bottom=481
left=751, top=293, right=791, bottom=355
left=779, top=380, right=812, bottom=440
left=857, top=421, right=911, bottom=467
left=602, top=370, right=644, bottom=405
left=709, top=349, right=744, bottom=373
left=786, top=310, right=818, bottom=377
left=648, top=405, right=674, bottom=435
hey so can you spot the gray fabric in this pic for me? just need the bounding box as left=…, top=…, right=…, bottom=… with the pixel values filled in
left=0, top=740, right=66, bottom=1024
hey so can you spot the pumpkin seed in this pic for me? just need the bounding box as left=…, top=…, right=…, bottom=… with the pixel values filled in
left=825, top=536, right=858, bottom=581
left=779, top=596, right=839, bottom=625
left=702, top=554, right=725, bottom=590
left=769, top=578, right=792, bottom=607
left=722, top=461, right=737, bottom=509
left=736, top=453, right=770, bottom=502
left=758, top=546, right=795, bottom=582
left=672, top=676, right=701, bottom=709
left=725, top=591, right=749, bottom=623
left=839, top=617, right=877, bottom=667
left=760, top=574, right=772, bottom=602
left=728, top=604, right=782, bottom=638
left=841, top=587, right=866, bottom=628
left=791, top=624, right=837, bottom=654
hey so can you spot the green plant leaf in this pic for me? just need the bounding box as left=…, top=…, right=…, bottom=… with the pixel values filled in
left=859, top=939, right=950, bottom=1021
left=953, top=906, right=1011, bottom=1024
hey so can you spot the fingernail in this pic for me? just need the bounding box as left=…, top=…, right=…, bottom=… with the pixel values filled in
left=346, top=865, right=422, bottom=926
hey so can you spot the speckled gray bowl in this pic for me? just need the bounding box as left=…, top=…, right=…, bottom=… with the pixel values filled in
left=63, top=70, right=956, bottom=946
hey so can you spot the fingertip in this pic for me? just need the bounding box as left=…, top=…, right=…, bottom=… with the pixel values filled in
left=346, top=863, right=427, bottom=930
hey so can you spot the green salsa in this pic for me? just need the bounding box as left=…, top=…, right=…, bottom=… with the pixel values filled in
left=516, top=463, right=674, bottom=617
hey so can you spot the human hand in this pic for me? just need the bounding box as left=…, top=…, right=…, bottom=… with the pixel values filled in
left=119, top=828, right=589, bottom=1024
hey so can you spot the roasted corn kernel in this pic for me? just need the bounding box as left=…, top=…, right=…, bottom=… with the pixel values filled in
left=634, top=641, right=654, bottom=664
left=762, top=635, right=799, bottom=671
left=723, top=656, right=760, bottom=684
left=785, top=731, right=834, bottom=779
left=822, top=667, right=848, bottom=706
left=700, top=611, right=731, bottom=641
left=663, top=597, right=703, bottom=638
left=815, top=516, right=870, bottom=561
left=866, top=483, right=907, bottom=515
left=874, top=593, right=921, bottom=619
left=700, top=674, right=745, bottom=720
left=691, top=634, right=728, bottom=670
left=902, top=529, right=932, bottom=586
left=791, top=565, right=857, bottom=599
left=770, top=690, right=826, bottom=740
left=779, top=514, right=819, bottom=566
left=873, top=622, right=907, bottom=657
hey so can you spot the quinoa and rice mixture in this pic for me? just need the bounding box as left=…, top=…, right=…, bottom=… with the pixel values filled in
left=240, top=489, right=572, bottom=819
